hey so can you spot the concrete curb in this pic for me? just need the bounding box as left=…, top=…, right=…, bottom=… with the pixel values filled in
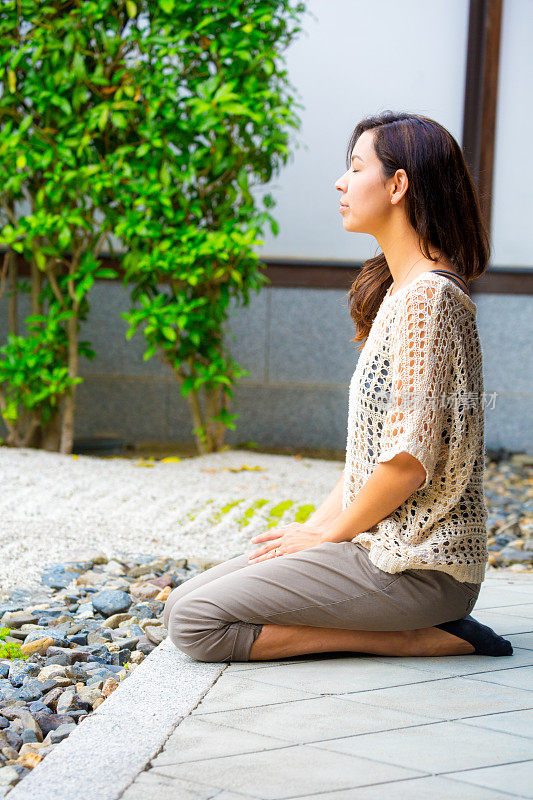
left=7, top=639, right=226, bottom=800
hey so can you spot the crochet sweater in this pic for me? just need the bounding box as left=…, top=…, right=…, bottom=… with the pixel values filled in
left=342, top=271, right=489, bottom=583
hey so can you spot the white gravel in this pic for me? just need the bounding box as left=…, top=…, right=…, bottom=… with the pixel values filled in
left=0, top=446, right=344, bottom=598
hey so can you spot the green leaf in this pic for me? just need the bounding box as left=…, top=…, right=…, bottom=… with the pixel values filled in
left=98, top=106, right=109, bottom=130
left=162, top=326, right=177, bottom=341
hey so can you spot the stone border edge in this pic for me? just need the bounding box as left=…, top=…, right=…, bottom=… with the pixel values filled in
left=6, top=638, right=226, bottom=800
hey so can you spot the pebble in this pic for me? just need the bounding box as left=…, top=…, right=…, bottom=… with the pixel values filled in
left=484, top=450, right=533, bottom=575
left=0, top=550, right=217, bottom=794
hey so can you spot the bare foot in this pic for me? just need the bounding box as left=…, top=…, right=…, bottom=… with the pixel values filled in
left=411, top=626, right=475, bottom=656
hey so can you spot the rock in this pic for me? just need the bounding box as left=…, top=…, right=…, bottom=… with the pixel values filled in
left=87, top=632, right=112, bottom=645
left=101, top=612, right=135, bottom=629
left=77, top=685, right=103, bottom=708
left=76, top=602, right=95, bottom=620
left=23, top=628, right=70, bottom=647
left=498, top=547, right=533, bottom=565
left=101, top=578, right=131, bottom=592
left=147, top=574, right=172, bottom=589
left=76, top=570, right=107, bottom=587
left=101, top=678, right=118, bottom=697
left=18, top=680, right=45, bottom=702
left=127, top=564, right=153, bottom=579
left=41, top=688, right=63, bottom=711
left=17, top=750, right=44, bottom=768
left=510, top=453, right=533, bottom=467
left=155, top=587, right=172, bottom=601
left=129, top=582, right=161, bottom=601
left=44, top=646, right=88, bottom=665
left=3, top=709, right=42, bottom=742
left=129, top=603, right=160, bottom=618
left=77, top=552, right=108, bottom=565
left=33, top=711, right=74, bottom=737
left=509, top=563, right=532, bottom=572
left=8, top=662, right=39, bottom=688
left=0, top=765, right=20, bottom=786
left=19, top=637, right=55, bottom=657
left=41, top=565, right=80, bottom=590
left=144, top=626, right=167, bottom=645
left=64, top=665, right=90, bottom=683
left=117, top=617, right=140, bottom=628
left=50, top=723, right=76, bottom=744
left=111, top=637, right=139, bottom=651
left=69, top=632, right=88, bottom=646
left=56, top=689, right=79, bottom=715
left=37, top=665, right=68, bottom=682
left=0, top=611, right=39, bottom=629
left=137, top=640, right=156, bottom=655
left=102, top=559, right=129, bottom=575
left=91, top=590, right=132, bottom=617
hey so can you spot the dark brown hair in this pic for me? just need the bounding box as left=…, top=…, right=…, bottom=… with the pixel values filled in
left=346, top=110, right=490, bottom=349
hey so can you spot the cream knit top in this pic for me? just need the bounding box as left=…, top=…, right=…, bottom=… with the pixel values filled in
left=342, top=271, right=489, bottom=583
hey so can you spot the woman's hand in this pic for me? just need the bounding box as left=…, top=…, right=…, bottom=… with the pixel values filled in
left=247, top=522, right=324, bottom=564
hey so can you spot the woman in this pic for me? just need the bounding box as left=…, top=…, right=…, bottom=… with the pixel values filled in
left=163, top=110, right=512, bottom=662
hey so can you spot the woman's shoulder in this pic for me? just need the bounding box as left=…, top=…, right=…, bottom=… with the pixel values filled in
left=392, top=276, right=473, bottom=328
left=396, top=274, right=476, bottom=321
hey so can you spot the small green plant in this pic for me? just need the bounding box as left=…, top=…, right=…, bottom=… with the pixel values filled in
left=0, top=626, right=27, bottom=660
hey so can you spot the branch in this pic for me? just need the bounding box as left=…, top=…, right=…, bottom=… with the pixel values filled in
left=0, top=250, right=10, bottom=302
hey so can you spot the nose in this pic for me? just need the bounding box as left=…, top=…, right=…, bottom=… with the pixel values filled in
left=335, top=172, right=347, bottom=192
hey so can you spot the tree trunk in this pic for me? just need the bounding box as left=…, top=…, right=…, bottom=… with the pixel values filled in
left=7, top=249, right=17, bottom=335
left=30, top=258, right=42, bottom=317
left=39, top=406, right=61, bottom=451
left=59, top=313, right=78, bottom=454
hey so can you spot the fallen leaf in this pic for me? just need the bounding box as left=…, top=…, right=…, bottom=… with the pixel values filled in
left=227, top=465, right=266, bottom=473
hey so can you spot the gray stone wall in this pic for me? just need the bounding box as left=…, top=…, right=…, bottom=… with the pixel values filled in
left=1, top=281, right=531, bottom=454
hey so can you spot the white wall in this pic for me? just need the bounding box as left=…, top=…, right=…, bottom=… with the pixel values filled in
left=491, top=0, right=533, bottom=268
left=253, top=0, right=474, bottom=263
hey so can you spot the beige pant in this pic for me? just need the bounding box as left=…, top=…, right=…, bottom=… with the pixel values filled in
left=163, top=541, right=481, bottom=663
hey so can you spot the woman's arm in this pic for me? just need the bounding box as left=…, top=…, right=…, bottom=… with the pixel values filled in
left=319, top=452, right=425, bottom=544
left=302, top=468, right=345, bottom=530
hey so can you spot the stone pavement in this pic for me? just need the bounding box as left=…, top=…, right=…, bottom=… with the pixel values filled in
left=119, top=572, right=533, bottom=800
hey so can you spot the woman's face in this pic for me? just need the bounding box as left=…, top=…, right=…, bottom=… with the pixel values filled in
left=334, top=129, right=401, bottom=236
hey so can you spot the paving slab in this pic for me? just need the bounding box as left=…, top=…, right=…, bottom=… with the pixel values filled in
left=189, top=672, right=322, bottom=714
left=309, top=719, right=532, bottom=773
left=149, top=743, right=426, bottom=798
left=334, top=675, right=533, bottom=720
left=466, top=665, right=533, bottom=690
left=160, top=695, right=432, bottom=753
left=468, top=609, right=533, bottom=635
left=474, top=591, right=533, bottom=611
left=445, top=761, right=533, bottom=798
left=120, top=771, right=255, bottom=800
left=457, top=709, right=533, bottom=738
left=219, top=655, right=443, bottom=695
left=148, top=713, right=292, bottom=765
left=367, top=646, right=533, bottom=679
left=300, top=774, right=523, bottom=799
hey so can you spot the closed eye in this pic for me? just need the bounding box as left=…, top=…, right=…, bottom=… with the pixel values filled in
left=352, top=169, right=359, bottom=173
